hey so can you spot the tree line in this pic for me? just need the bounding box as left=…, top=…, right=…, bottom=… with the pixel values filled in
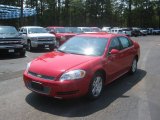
left=0, top=0, right=160, bottom=28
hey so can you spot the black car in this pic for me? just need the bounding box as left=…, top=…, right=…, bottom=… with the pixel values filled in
left=0, top=26, right=26, bottom=56
left=131, top=29, right=142, bottom=37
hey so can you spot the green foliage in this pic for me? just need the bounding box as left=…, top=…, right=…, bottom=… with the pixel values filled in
left=0, top=0, right=159, bottom=28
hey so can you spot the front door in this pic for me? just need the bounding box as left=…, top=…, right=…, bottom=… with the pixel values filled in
left=105, top=37, right=123, bottom=83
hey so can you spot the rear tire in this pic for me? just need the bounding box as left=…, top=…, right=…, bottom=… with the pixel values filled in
left=87, top=72, right=104, bottom=100
left=129, top=58, right=137, bottom=74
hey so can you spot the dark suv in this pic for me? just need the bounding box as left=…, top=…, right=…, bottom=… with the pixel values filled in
left=0, top=26, right=26, bottom=56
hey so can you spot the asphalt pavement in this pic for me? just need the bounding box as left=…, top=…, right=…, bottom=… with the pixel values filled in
left=0, top=35, right=160, bottom=120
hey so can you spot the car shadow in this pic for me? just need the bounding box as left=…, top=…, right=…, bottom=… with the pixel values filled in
left=25, top=69, right=146, bottom=117
left=28, top=49, right=53, bottom=53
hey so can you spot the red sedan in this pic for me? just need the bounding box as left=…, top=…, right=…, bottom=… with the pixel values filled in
left=23, top=33, right=140, bottom=99
left=46, top=26, right=81, bottom=47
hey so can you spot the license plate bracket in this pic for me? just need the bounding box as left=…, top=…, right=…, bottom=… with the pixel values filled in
left=8, top=49, right=14, bottom=52
left=45, top=45, right=49, bottom=47
left=31, top=81, right=44, bottom=91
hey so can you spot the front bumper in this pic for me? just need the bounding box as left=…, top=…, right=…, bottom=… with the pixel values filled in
left=31, top=41, right=56, bottom=48
left=23, top=71, right=90, bottom=99
left=0, top=44, right=26, bottom=54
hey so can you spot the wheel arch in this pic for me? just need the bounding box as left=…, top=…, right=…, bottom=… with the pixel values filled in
left=135, top=55, right=139, bottom=61
left=94, top=68, right=107, bottom=84
left=27, top=39, right=31, bottom=43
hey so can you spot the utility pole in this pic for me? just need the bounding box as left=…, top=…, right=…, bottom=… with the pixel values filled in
left=128, top=0, right=132, bottom=28
left=34, top=0, right=38, bottom=25
left=158, top=0, right=160, bottom=28
left=69, top=6, right=72, bottom=26
left=20, top=0, right=23, bottom=26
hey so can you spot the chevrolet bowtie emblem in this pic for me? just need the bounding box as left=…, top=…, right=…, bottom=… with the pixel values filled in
left=37, top=74, right=42, bottom=78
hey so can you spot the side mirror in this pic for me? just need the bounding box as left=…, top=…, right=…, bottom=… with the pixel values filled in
left=110, top=49, right=120, bottom=55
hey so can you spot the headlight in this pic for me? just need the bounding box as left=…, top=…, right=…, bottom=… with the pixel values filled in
left=60, top=36, right=66, bottom=41
left=21, top=38, right=25, bottom=44
left=53, top=37, right=56, bottom=41
left=49, top=37, right=55, bottom=41
left=60, top=70, right=86, bottom=81
left=26, top=62, right=31, bottom=72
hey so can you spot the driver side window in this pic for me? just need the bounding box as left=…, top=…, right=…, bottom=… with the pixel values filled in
left=109, top=37, right=121, bottom=52
left=23, top=28, right=27, bottom=34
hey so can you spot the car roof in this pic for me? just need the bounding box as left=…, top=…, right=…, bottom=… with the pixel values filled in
left=77, top=32, right=123, bottom=38
left=21, top=26, right=44, bottom=28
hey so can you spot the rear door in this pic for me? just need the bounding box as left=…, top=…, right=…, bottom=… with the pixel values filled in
left=118, top=36, right=134, bottom=72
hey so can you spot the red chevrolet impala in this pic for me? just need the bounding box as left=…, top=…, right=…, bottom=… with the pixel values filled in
left=23, top=33, right=140, bottom=99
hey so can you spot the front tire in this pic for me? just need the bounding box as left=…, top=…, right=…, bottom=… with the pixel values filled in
left=19, top=51, right=26, bottom=57
left=27, top=41, right=33, bottom=51
left=49, top=45, right=55, bottom=51
left=87, top=72, right=104, bottom=100
left=56, top=40, right=60, bottom=48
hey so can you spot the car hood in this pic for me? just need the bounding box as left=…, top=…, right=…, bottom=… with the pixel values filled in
left=55, top=33, right=76, bottom=38
left=29, top=51, right=98, bottom=78
left=56, top=33, right=76, bottom=36
left=28, top=33, right=55, bottom=37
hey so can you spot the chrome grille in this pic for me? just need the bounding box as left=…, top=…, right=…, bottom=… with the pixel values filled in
left=0, top=40, right=21, bottom=44
left=38, top=37, right=53, bottom=41
left=0, top=38, right=22, bottom=45
left=28, top=71, right=54, bottom=80
left=37, top=40, right=53, bottom=43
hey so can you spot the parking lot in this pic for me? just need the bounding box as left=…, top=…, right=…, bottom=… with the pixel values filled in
left=0, top=35, right=160, bottom=120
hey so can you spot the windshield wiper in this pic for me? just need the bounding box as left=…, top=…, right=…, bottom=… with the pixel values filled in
left=57, top=49, right=68, bottom=53
left=67, top=52, right=84, bottom=55
left=57, top=49, right=85, bottom=55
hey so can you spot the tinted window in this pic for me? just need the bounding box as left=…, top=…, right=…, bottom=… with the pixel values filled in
left=109, top=37, right=121, bottom=52
left=23, top=28, right=27, bottom=33
left=118, top=37, right=132, bottom=49
left=82, top=28, right=92, bottom=32
left=55, top=28, right=65, bottom=33
left=65, top=27, right=82, bottom=33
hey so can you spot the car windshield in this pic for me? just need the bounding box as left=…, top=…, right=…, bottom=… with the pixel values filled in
left=65, top=27, right=83, bottom=33
left=0, top=26, right=18, bottom=34
left=55, top=28, right=66, bottom=33
left=28, top=27, right=48, bottom=34
left=58, top=36, right=108, bottom=56
left=91, top=28, right=101, bottom=32
left=122, top=29, right=130, bottom=31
